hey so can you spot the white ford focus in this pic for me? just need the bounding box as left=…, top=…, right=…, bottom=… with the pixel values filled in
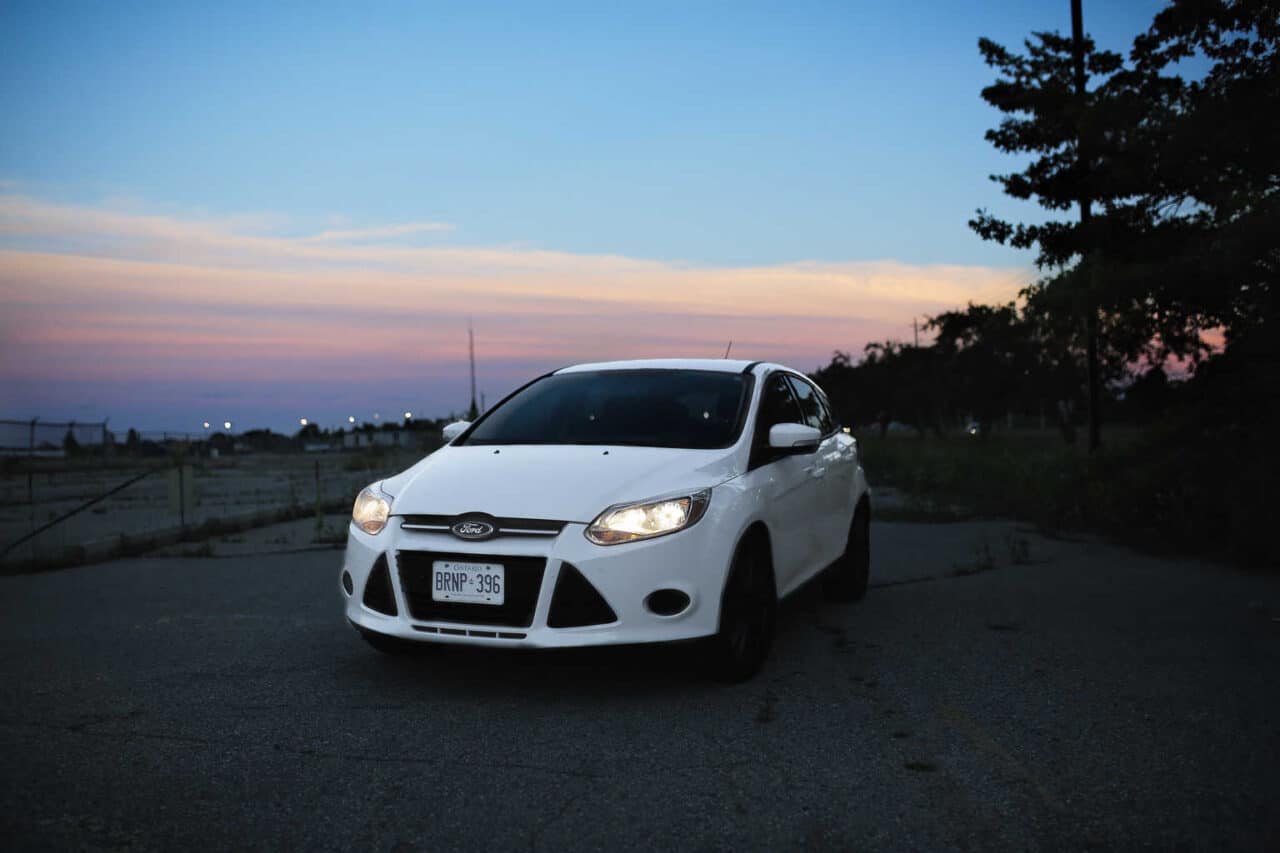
left=341, top=359, right=870, bottom=680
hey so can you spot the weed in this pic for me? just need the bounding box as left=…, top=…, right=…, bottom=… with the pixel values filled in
left=755, top=690, right=778, bottom=724
left=951, top=540, right=995, bottom=576
left=1006, top=534, right=1032, bottom=565
left=314, top=523, right=348, bottom=545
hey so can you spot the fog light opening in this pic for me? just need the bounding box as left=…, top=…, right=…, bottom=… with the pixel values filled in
left=341, top=570, right=354, bottom=596
left=645, top=588, right=691, bottom=617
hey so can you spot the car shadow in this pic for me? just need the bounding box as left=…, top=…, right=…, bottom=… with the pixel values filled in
left=343, top=638, right=710, bottom=699
left=338, top=577, right=843, bottom=699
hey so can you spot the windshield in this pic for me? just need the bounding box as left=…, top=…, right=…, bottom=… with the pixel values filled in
left=460, top=370, right=751, bottom=449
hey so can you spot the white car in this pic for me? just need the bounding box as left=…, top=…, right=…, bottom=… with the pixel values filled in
left=341, top=359, right=870, bottom=680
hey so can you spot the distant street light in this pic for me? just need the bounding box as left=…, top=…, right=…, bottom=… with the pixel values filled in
left=348, top=416, right=356, bottom=424
left=373, top=412, right=381, bottom=421
left=223, top=421, right=232, bottom=430
left=403, top=411, right=412, bottom=420
left=202, top=421, right=210, bottom=430
left=299, top=418, right=308, bottom=426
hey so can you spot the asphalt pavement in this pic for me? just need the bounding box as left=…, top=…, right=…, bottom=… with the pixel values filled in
left=1, top=520, right=1277, bottom=851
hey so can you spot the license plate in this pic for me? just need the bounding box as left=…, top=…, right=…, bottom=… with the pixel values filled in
left=431, top=560, right=505, bottom=605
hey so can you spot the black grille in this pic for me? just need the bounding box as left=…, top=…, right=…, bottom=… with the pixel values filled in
left=396, top=551, right=546, bottom=627
left=361, top=554, right=397, bottom=616
left=398, top=515, right=565, bottom=538
left=548, top=563, right=617, bottom=628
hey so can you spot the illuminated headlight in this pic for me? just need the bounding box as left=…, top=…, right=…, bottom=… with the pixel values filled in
left=352, top=485, right=392, bottom=535
left=586, top=490, right=710, bottom=545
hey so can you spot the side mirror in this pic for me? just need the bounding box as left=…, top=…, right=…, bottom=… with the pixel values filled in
left=441, top=420, right=472, bottom=442
left=768, top=422, right=822, bottom=452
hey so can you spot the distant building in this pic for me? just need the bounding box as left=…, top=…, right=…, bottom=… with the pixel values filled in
left=343, top=431, right=416, bottom=450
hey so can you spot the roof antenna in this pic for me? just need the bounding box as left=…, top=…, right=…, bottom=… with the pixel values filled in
left=468, top=318, right=479, bottom=420
left=723, top=340, right=733, bottom=358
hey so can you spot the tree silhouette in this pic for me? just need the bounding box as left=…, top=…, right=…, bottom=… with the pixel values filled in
left=971, top=11, right=1131, bottom=452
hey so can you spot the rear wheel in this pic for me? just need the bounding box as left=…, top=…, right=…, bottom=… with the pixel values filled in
left=826, top=503, right=870, bottom=602
left=705, top=537, right=777, bottom=682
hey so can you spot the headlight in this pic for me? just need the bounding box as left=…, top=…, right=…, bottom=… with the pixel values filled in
left=352, top=485, right=392, bottom=535
left=585, top=490, right=710, bottom=545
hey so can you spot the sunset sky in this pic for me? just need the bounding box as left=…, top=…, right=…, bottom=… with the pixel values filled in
left=0, top=1, right=1165, bottom=432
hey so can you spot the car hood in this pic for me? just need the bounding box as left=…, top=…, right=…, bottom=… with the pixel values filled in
left=382, top=444, right=742, bottom=523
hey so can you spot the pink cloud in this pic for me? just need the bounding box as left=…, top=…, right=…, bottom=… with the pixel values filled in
left=0, top=193, right=1031, bottom=419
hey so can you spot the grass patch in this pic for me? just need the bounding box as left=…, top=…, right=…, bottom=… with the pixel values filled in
left=858, top=430, right=1277, bottom=570
left=874, top=505, right=975, bottom=524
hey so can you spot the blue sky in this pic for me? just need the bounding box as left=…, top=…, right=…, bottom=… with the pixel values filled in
left=0, top=1, right=1173, bottom=431
left=2, top=0, right=1167, bottom=266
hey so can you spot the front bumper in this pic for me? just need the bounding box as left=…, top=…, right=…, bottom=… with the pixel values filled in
left=340, top=512, right=736, bottom=648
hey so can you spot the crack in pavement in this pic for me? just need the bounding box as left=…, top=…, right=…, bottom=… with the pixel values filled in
left=527, top=792, right=578, bottom=853
left=0, top=718, right=753, bottom=783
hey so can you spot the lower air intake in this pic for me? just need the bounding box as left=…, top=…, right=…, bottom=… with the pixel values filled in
left=547, top=563, right=617, bottom=628
left=362, top=555, right=398, bottom=616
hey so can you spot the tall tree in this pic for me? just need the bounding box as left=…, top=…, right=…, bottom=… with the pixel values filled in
left=1128, top=0, right=1279, bottom=342
left=975, top=1, right=1278, bottom=431
left=970, top=5, right=1129, bottom=452
left=928, top=302, right=1034, bottom=433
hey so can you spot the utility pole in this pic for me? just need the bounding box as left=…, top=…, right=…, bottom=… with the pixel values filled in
left=1071, top=0, right=1103, bottom=453
left=913, top=318, right=919, bottom=348
left=467, top=319, right=479, bottom=420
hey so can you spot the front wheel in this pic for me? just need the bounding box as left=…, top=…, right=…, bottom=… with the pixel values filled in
left=826, top=504, right=870, bottom=602
left=704, top=538, right=777, bottom=682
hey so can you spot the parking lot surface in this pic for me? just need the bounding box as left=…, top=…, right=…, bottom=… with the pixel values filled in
left=2, top=520, right=1277, bottom=850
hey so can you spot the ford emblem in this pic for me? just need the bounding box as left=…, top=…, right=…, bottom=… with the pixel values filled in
left=451, top=519, right=496, bottom=540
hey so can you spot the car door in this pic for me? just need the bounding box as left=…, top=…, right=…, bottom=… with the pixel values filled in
left=785, top=374, right=849, bottom=570
left=748, top=372, right=824, bottom=594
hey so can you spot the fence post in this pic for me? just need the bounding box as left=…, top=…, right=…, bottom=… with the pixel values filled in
left=179, top=462, right=186, bottom=528
left=27, top=471, right=36, bottom=560
left=29, top=417, right=36, bottom=453
left=314, top=458, right=323, bottom=539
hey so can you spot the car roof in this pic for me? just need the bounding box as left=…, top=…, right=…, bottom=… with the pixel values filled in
left=554, top=358, right=761, bottom=375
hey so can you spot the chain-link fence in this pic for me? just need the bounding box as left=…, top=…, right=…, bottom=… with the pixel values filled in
left=0, top=449, right=424, bottom=571
left=0, top=419, right=116, bottom=457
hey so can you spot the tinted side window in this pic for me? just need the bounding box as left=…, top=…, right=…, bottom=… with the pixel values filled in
left=757, top=373, right=804, bottom=431
left=814, top=388, right=838, bottom=432
left=787, top=376, right=833, bottom=434
left=749, top=373, right=805, bottom=469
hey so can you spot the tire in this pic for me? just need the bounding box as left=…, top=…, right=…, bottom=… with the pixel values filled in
left=705, top=536, right=777, bottom=682
left=826, top=503, right=870, bottom=602
left=358, top=627, right=419, bottom=656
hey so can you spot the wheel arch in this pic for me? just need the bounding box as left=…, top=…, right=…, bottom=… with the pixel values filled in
left=715, top=520, right=778, bottom=632
left=736, top=520, right=777, bottom=594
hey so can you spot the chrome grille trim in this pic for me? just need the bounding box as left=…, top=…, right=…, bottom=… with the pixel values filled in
left=397, top=514, right=567, bottom=538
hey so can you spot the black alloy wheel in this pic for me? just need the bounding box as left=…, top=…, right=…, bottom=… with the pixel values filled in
left=827, top=504, right=870, bottom=602
left=706, top=537, right=777, bottom=682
